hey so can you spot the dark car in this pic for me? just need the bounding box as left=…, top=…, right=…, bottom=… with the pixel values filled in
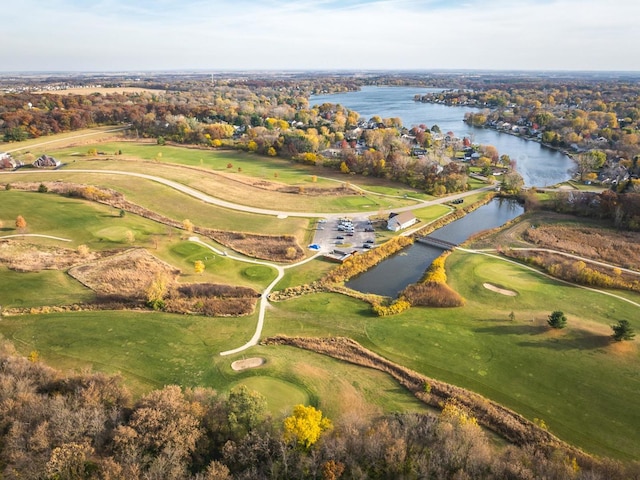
left=336, top=235, right=344, bottom=240
left=365, top=239, right=374, bottom=243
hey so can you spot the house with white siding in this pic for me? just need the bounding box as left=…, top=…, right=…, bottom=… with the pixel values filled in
left=387, top=212, right=417, bottom=232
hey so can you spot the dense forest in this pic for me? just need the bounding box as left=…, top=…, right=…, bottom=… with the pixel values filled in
left=1, top=340, right=638, bottom=479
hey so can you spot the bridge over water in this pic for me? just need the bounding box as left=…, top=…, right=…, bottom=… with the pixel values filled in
left=416, top=236, right=458, bottom=250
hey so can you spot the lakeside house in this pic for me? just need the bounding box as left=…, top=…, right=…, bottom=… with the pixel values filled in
left=387, top=212, right=417, bottom=232
left=33, top=154, right=61, bottom=168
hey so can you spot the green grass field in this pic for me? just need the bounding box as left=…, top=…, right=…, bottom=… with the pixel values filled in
left=4, top=172, right=311, bottom=238
left=0, top=267, right=95, bottom=308
left=34, top=142, right=421, bottom=212
left=0, top=310, right=430, bottom=419
left=262, top=252, right=640, bottom=460
left=2, top=134, right=639, bottom=461
left=0, top=190, right=170, bottom=249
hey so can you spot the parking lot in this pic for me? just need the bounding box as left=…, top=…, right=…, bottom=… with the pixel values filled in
left=311, top=215, right=377, bottom=253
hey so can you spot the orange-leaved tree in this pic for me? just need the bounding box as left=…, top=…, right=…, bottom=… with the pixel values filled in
left=15, top=215, right=27, bottom=231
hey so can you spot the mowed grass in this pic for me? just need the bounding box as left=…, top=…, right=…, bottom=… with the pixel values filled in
left=411, top=204, right=453, bottom=224
left=43, top=141, right=421, bottom=212
left=225, top=345, right=431, bottom=420
left=0, top=310, right=257, bottom=398
left=263, top=253, right=640, bottom=460
left=161, top=241, right=278, bottom=290
left=276, top=257, right=336, bottom=290
left=0, top=310, right=430, bottom=419
left=59, top=157, right=417, bottom=213
left=56, top=142, right=335, bottom=186
left=0, top=267, right=94, bottom=308
left=0, top=190, right=170, bottom=250
left=5, top=172, right=310, bottom=238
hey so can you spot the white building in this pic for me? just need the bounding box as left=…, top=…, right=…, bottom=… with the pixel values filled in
left=387, top=212, right=418, bottom=232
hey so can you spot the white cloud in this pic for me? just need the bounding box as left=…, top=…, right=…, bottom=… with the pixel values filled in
left=2, top=0, right=638, bottom=71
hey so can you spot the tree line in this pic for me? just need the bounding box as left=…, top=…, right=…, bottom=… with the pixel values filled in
left=1, top=338, right=638, bottom=479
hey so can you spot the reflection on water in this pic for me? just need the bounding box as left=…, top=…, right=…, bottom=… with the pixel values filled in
left=346, top=198, right=524, bottom=298
left=311, top=86, right=575, bottom=187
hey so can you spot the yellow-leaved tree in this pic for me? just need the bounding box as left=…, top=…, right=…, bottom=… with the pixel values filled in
left=283, top=404, right=332, bottom=449
left=194, top=260, right=205, bottom=274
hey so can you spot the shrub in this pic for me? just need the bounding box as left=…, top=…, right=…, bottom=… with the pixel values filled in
left=401, top=252, right=465, bottom=307
left=372, top=298, right=411, bottom=316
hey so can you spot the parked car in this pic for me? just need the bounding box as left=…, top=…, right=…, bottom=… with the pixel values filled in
left=336, top=236, right=344, bottom=240
left=365, top=239, right=374, bottom=243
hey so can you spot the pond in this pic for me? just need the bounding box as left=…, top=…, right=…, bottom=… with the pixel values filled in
left=345, top=198, right=524, bottom=298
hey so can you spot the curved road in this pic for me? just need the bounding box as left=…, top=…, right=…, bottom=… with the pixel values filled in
left=0, top=234, right=71, bottom=242
left=188, top=237, right=322, bottom=355
left=1, top=168, right=496, bottom=218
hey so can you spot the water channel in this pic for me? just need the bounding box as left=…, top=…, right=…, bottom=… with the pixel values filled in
left=345, top=198, right=524, bottom=298
left=310, top=86, right=575, bottom=187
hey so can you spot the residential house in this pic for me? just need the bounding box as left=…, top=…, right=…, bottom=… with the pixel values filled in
left=33, top=154, right=61, bottom=168
left=0, top=152, right=21, bottom=169
left=387, top=212, right=418, bottom=232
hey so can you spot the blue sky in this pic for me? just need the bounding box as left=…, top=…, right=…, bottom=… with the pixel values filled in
left=3, top=0, right=639, bottom=72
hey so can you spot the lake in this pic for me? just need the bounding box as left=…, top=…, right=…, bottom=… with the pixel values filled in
left=310, top=86, right=575, bottom=187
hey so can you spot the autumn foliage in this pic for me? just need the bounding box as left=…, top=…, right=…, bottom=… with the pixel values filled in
left=15, top=215, right=27, bottom=230
left=283, top=405, right=332, bottom=449
left=0, top=339, right=637, bottom=479
left=402, top=252, right=465, bottom=307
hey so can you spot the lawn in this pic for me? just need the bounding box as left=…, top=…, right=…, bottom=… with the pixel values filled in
left=44, top=142, right=421, bottom=213
left=0, top=126, right=126, bottom=154
left=4, top=172, right=310, bottom=239
left=160, top=240, right=278, bottom=291
left=0, top=190, right=170, bottom=250
left=262, top=252, right=640, bottom=460
left=275, top=257, right=336, bottom=290
left=0, top=267, right=94, bottom=308
left=0, top=310, right=430, bottom=420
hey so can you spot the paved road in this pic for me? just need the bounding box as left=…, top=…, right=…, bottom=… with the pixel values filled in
left=0, top=234, right=71, bottom=242
left=1, top=168, right=497, bottom=219
left=188, top=237, right=322, bottom=355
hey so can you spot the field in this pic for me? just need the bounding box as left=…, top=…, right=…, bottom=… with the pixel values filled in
left=1, top=133, right=639, bottom=461
left=33, top=141, right=422, bottom=213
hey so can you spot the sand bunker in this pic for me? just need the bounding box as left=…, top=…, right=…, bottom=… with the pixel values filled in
left=483, top=283, right=517, bottom=296
left=231, top=357, right=266, bottom=371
